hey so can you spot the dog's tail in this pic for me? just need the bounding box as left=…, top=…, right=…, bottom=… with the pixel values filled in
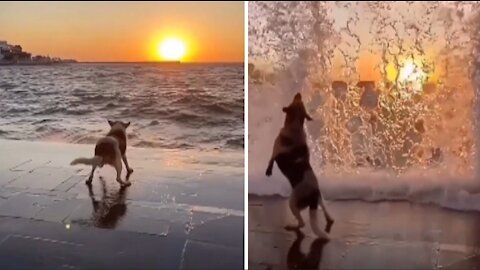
left=309, top=209, right=329, bottom=239
left=70, top=156, right=102, bottom=166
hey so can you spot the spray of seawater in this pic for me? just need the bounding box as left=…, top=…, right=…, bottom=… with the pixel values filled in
left=249, top=1, right=480, bottom=211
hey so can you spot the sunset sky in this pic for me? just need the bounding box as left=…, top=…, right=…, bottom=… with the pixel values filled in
left=0, top=1, right=244, bottom=62
left=249, top=2, right=475, bottom=83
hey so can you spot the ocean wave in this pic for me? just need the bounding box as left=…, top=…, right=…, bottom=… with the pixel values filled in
left=0, top=82, right=17, bottom=90
left=32, top=119, right=55, bottom=124
left=200, top=103, right=234, bottom=115
left=33, top=107, right=65, bottom=115
left=105, top=102, right=117, bottom=108
left=72, top=135, right=102, bottom=144
left=65, top=108, right=93, bottom=115
left=0, top=63, right=243, bottom=151
left=148, top=120, right=159, bottom=126
left=226, top=137, right=244, bottom=148
left=249, top=165, right=480, bottom=212
left=7, top=107, right=30, bottom=114
left=133, top=140, right=194, bottom=149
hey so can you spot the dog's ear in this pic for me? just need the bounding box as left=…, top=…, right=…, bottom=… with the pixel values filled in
left=124, top=122, right=131, bottom=128
left=108, top=120, right=114, bottom=127
left=294, top=93, right=302, bottom=101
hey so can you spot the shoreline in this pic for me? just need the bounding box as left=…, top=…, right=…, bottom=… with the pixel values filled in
left=0, top=138, right=243, bottom=164
left=248, top=193, right=480, bottom=214
left=248, top=166, right=480, bottom=212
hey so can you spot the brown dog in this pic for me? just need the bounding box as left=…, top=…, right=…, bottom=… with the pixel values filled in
left=71, top=120, right=133, bottom=187
left=266, top=93, right=333, bottom=239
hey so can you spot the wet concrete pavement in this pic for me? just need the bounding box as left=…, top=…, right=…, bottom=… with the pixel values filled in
left=249, top=195, right=480, bottom=269
left=0, top=139, right=244, bottom=269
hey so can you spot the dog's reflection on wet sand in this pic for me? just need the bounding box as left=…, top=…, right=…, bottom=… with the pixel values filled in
left=87, top=172, right=132, bottom=229
left=286, top=222, right=333, bottom=269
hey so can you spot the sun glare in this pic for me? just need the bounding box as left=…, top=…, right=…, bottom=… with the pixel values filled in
left=397, top=60, right=427, bottom=91
left=157, top=38, right=186, bottom=61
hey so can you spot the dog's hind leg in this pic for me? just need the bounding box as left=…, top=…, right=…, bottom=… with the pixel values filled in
left=309, top=208, right=329, bottom=239
left=306, top=190, right=329, bottom=239
left=86, top=164, right=97, bottom=185
left=114, top=155, right=126, bottom=187
left=122, top=154, right=133, bottom=174
left=285, top=196, right=305, bottom=230
left=319, top=192, right=334, bottom=225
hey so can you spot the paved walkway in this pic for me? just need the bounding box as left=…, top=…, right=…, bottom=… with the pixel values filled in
left=249, top=195, right=480, bottom=269
left=0, top=139, right=244, bottom=269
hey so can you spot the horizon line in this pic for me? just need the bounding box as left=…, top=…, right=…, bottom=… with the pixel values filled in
left=76, top=61, right=244, bottom=64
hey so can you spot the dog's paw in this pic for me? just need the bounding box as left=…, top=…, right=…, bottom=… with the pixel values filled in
left=120, top=181, right=132, bottom=188
left=284, top=224, right=303, bottom=231
left=327, top=218, right=334, bottom=225
left=317, top=233, right=330, bottom=241
left=127, top=168, right=134, bottom=174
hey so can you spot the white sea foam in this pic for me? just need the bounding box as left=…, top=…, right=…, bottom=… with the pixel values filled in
left=249, top=2, right=480, bottom=211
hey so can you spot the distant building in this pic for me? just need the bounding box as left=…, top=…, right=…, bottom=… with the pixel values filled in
left=0, top=40, right=76, bottom=64
left=0, top=41, right=9, bottom=60
left=11, top=45, right=22, bottom=53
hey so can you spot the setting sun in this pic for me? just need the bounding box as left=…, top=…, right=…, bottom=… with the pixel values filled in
left=157, top=38, right=187, bottom=61
left=398, top=61, right=426, bottom=84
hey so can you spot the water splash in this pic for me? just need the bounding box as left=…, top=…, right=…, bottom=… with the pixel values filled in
left=249, top=1, right=480, bottom=210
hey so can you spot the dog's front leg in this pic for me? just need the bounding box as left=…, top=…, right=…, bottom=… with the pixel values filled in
left=114, top=155, right=129, bottom=188
left=122, top=154, right=134, bottom=174
left=266, top=137, right=281, bottom=176
left=86, top=164, right=97, bottom=185
left=265, top=158, right=274, bottom=176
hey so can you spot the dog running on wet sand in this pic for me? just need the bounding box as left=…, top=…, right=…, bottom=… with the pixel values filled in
left=266, top=93, right=333, bottom=239
left=71, top=120, right=134, bottom=187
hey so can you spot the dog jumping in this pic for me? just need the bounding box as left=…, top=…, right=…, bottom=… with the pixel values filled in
left=71, top=120, right=134, bottom=187
left=266, top=93, right=333, bottom=239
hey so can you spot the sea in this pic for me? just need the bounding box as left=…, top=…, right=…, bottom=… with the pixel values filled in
left=0, top=63, right=244, bottom=153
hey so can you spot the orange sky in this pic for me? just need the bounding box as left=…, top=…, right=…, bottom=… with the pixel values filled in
left=250, top=2, right=474, bottom=83
left=0, top=1, right=244, bottom=62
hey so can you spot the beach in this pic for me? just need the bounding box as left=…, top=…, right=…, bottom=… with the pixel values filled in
left=249, top=195, right=480, bottom=269
left=0, top=139, right=244, bottom=269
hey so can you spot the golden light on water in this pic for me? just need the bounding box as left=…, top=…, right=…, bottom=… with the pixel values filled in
left=397, top=59, right=427, bottom=89
left=384, top=58, right=431, bottom=93
left=157, top=37, right=187, bottom=61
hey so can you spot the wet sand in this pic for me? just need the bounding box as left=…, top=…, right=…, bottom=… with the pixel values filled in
left=0, top=139, right=243, bottom=269
left=249, top=195, right=480, bottom=269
